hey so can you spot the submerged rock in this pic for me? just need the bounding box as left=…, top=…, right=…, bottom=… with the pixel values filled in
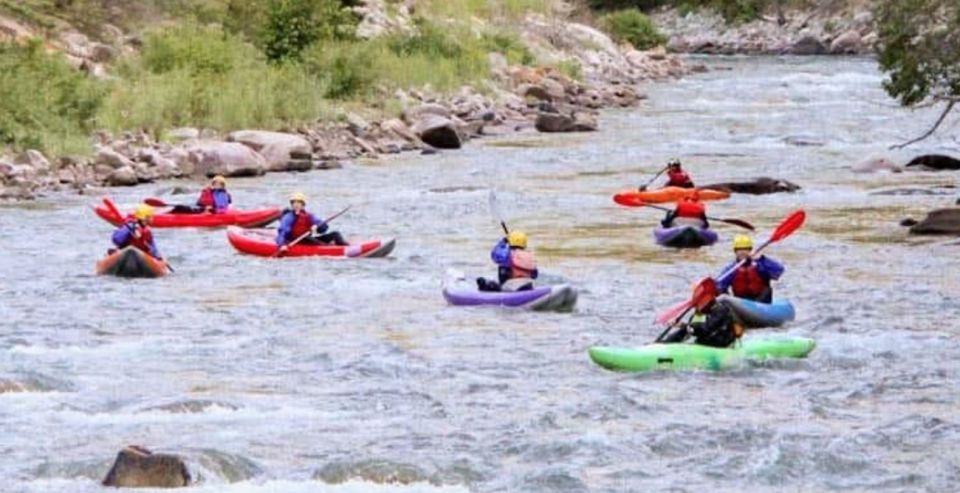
left=905, top=154, right=960, bottom=171
left=851, top=157, right=901, bottom=173
left=102, top=446, right=190, bottom=487
left=906, top=208, right=960, bottom=235
left=701, top=177, right=801, bottom=195
left=315, top=458, right=434, bottom=485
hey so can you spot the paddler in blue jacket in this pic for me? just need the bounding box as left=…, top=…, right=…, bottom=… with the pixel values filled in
left=716, top=235, right=785, bottom=303
left=275, top=192, right=347, bottom=253
left=476, top=231, right=539, bottom=292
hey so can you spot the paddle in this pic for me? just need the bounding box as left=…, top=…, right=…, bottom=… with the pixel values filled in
left=274, top=205, right=352, bottom=257
left=653, top=209, right=806, bottom=325
left=102, top=198, right=175, bottom=272
left=638, top=166, right=668, bottom=191
left=632, top=201, right=755, bottom=231
left=488, top=190, right=509, bottom=235
left=654, top=277, right=717, bottom=342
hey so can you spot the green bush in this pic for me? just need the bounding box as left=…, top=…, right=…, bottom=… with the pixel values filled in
left=480, top=30, right=536, bottom=65
left=0, top=39, right=105, bottom=154
left=589, top=0, right=771, bottom=24
left=599, top=8, right=665, bottom=50
left=260, top=0, right=357, bottom=62
left=101, top=24, right=330, bottom=135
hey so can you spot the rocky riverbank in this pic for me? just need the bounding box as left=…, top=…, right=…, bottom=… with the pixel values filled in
left=653, top=5, right=877, bottom=55
left=0, top=5, right=690, bottom=201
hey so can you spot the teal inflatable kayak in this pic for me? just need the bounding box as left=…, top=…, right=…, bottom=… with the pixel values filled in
left=589, top=336, right=815, bottom=372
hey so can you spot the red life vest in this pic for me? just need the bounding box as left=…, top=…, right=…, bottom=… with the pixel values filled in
left=731, top=264, right=768, bottom=299
left=666, top=169, right=693, bottom=187
left=289, top=211, right=314, bottom=239
left=197, top=187, right=214, bottom=208
left=675, top=199, right=705, bottom=218
left=125, top=221, right=155, bottom=254
left=509, top=250, right=537, bottom=279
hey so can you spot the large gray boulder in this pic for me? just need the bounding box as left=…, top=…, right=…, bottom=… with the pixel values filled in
left=852, top=157, right=901, bottom=173
left=96, top=147, right=136, bottom=169
left=829, top=30, right=863, bottom=54
left=14, top=149, right=51, bottom=173
left=535, top=111, right=598, bottom=132
left=905, top=154, right=960, bottom=171
left=701, top=177, right=801, bottom=195
left=187, top=141, right=267, bottom=177
left=102, top=446, right=190, bottom=487
left=411, top=115, right=461, bottom=149
left=228, top=130, right=312, bottom=172
left=789, top=36, right=827, bottom=55
left=907, top=208, right=960, bottom=235
left=107, top=165, right=139, bottom=186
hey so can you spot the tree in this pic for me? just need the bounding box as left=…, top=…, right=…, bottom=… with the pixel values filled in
left=876, top=0, right=960, bottom=148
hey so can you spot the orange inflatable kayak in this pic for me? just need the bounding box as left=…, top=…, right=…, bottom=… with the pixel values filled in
left=613, top=187, right=730, bottom=206
left=96, top=247, right=169, bottom=278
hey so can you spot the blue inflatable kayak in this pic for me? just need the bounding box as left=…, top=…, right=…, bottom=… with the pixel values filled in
left=654, top=225, right=719, bottom=248
left=721, top=295, right=796, bottom=328
left=442, top=283, right=578, bottom=312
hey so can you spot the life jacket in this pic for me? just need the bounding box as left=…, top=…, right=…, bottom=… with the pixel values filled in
left=197, top=187, right=215, bottom=208
left=666, top=169, right=693, bottom=188
left=675, top=199, right=705, bottom=218
left=288, top=210, right=314, bottom=240
left=124, top=221, right=155, bottom=254
left=731, top=264, right=769, bottom=299
left=509, top=249, right=537, bottom=279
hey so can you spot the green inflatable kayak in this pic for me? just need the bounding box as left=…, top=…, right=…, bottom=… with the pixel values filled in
left=588, top=336, right=816, bottom=372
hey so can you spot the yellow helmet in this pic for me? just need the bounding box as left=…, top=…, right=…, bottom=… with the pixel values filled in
left=289, top=192, right=307, bottom=204
left=211, top=175, right=227, bottom=186
left=507, top=231, right=528, bottom=248
left=134, top=204, right=154, bottom=220
left=733, top=234, right=753, bottom=251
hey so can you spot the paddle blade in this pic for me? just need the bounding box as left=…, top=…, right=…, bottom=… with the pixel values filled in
left=655, top=299, right=692, bottom=325
left=690, top=277, right=718, bottom=311
left=770, top=209, right=806, bottom=242
left=720, top=218, right=755, bottom=231
left=102, top=197, right=123, bottom=218
left=143, top=197, right=169, bottom=207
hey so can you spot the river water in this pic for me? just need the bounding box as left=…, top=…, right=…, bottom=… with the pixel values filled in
left=2, top=57, right=958, bottom=492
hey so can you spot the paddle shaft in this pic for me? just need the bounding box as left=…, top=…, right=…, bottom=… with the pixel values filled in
left=639, top=167, right=668, bottom=191
left=274, top=206, right=352, bottom=256
left=636, top=202, right=754, bottom=231
left=488, top=191, right=510, bottom=235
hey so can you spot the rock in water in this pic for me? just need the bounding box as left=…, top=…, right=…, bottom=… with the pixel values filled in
left=102, top=446, right=190, bottom=487
left=908, top=208, right=960, bottom=235
left=905, top=154, right=960, bottom=171
left=851, top=157, right=901, bottom=173
left=411, top=115, right=461, bottom=149
left=227, top=130, right=312, bottom=172
left=789, top=36, right=827, bottom=55
left=186, top=141, right=267, bottom=177
left=700, top=177, right=801, bottom=195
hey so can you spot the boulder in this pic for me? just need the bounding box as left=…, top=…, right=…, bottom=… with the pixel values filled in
left=852, top=157, right=901, bottom=173
left=107, top=165, right=139, bottom=186
left=102, top=446, right=190, bottom=487
left=907, top=208, right=960, bottom=235
left=535, top=112, right=597, bottom=132
left=381, top=118, right=420, bottom=144
left=701, top=177, right=801, bottom=195
left=96, top=147, right=135, bottom=169
left=829, top=30, right=863, bottom=54
left=167, top=127, right=200, bottom=142
left=345, top=113, right=369, bottom=137
left=405, top=103, right=451, bottom=122
left=89, top=42, right=117, bottom=63
left=0, top=16, right=34, bottom=42
left=518, top=84, right=553, bottom=102
left=905, top=154, right=960, bottom=171
left=186, top=141, right=267, bottom=177
left=14, top=150, right=51, bottom=173
left=789, top=36, right=827, bottom=55
left=411, top=115, right=461, bottom=149
left=228, top=130, right=312, bottom=172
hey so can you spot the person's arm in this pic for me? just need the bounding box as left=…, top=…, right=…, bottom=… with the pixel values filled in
left=714, top=261, right=737, bottom=293
left=147, top=235, right=162, bottom=259
left=310, top=213, right=329, bottom=234
left=661, top=210, right=677, bottom=227
left=490, top=239, right=511, bottom=266
left=756, top=256, right=785, bottom=280
left=111, top=225, right=132, bottom=247
left=701, top=212, right=710, bottom=228
left=275, top=213, right=294, bottom=246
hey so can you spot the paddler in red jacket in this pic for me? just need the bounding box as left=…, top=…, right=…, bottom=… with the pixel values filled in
left=195, top=175, right=232, bottom=213
left=111, top=204, right=162, bottom=259
left=716, top=235, right=785, bottom=303
left=661, top=158, right=695, bottom=188
left=275, top=192, right=347, bottom=253
left=477, top=231, right=539, bottom=292
left=661, top=191, right=709, bottom=229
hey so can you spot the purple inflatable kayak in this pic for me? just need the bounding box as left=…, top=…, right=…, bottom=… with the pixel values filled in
left=654, top=225, right=719, bottom=248
left=442, top=284, right=578, bottom=312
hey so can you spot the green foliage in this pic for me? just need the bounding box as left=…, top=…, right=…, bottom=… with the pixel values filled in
left=588, top=0, right=770, bottom=23
left=556, top=59, right=583, bottom=80
left=876, top=0, right=960, bottom=107
left=599, top=8, right=665, bottom=49
left=101, top=24, right=330, bottom=135
left=260, top=0, right=356, bottom=62
left=480, top=30, right=536, bottom=65
left=0, top=39, right=104, bottom=154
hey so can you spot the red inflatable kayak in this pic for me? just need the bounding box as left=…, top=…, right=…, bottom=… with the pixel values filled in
left=94, top=198, right=281, bottom=228
left=96, top=247, right=169, bottom=278
left=614, top=187, right=730, bottom=206
left=226, top=226, right=396, bottom=258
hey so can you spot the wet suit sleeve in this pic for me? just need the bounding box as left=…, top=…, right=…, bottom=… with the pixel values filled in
left=490, top=239, right=511, bottom=266
left=111, top=225, right=133, bottom=247
left=715, top=260, right=738, bottom=293
left=275, top=212, right=295, bottom=246
left=756, top=256, right=784, bottom=281
left=147, top=236, right=161, bottom=259
left=310, top=213, right=329, bottom=234
left=213, top=190, right=231, bottom=212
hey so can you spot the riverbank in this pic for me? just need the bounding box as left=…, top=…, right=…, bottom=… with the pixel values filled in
left=0, top=1, right=690, bottom=201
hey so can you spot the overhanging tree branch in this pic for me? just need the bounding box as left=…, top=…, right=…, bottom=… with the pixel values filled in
left=890, top=99, right=957, bottom=149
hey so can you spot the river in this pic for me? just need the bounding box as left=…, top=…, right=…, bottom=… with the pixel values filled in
left=1, top=56, right=958, bottom=492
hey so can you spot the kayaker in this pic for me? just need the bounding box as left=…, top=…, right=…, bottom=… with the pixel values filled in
left=476, top=231, right=539, bottom=292
left=716, top=235, right=785, bottom=303
left=664, top=159, right=695, bottom=188
left=111, top=204, right=162, bottom=260
left=195, top=175, right=232, bottom=213
left=661, top=191, right=709, bottom=229
left=662, top=297, right=744, bottom=348
left=275, top=192, right=347, bottom=253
